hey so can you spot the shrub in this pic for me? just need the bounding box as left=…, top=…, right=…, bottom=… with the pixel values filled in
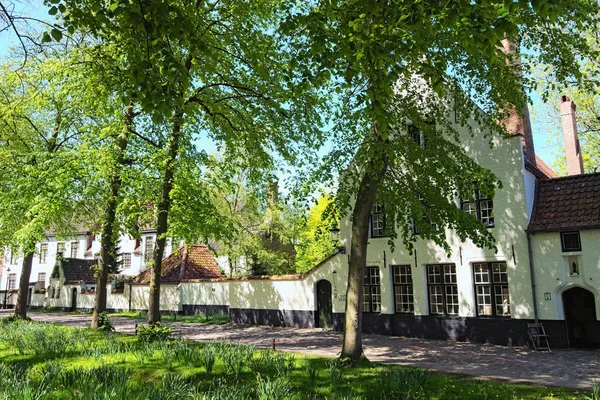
left=135, top=322, right=171, bottom=343
left=97, top=311, right=115, bottom=332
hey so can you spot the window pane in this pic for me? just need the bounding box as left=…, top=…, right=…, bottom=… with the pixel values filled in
left=427, top=265, right=441, bottom=284
left=144, top=237, right=154, bottom=262
left=473, top=263, right=490, bottom=284
left=362, top=286, right=370, bottom=312
left=476, top=285, right=492, bottom=315
left=495, top=285, right=511, bottom=316
left=491, top=262, right=508, bottom=283
left=462, top=201, right=476, bottom=216
left=71, top=242, right=79, bottom=258
left=480, top=199, right=494, bottom=227
left=561, top=232, right=581, bottom=252
left=371, top=286, right=381, bottom=313
left=444, top=264, right=456, bottom=284
left=393, top=265, right=412, bottom=284
left=8, top=273, right=17, bottom=290
left=445, top=285, right=459, bottom=315
left=429, top=286, right=444, bottom=314
left=395, top=285, right=414, bottom=313
left=40, top=243, right=48, bottom=264
left=372, top=213, right=385, bottom=237
left=57, top=242, right=66, bottom=255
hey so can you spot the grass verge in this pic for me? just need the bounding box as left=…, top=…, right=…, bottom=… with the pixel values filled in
left=0, top=318, right=594, bottom=399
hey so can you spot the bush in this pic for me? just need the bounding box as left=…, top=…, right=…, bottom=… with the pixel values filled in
left=97, top=311, right=115, bottom=332
left=135, top=322, right=171, bottom=343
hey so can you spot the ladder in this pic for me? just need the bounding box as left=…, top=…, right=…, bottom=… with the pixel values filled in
left=527, top=322, right=551, bottom=351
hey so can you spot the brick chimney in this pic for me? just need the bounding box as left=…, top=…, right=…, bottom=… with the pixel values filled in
left=559, top=95, right=584, bottom=175
left=499, top=38, right=536, bottom=167
left=267, top=181, right=278, bottom=207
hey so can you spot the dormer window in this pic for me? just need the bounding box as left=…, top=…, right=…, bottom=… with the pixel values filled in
left=370, top=204, right=393, bottom=238
left=461, top=186, right=494, bottom=228
left=561, top=231, right=581, bottom=252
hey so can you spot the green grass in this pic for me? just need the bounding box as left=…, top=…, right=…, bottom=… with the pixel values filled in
left=0, top=318, right=595, bottom=399
left=108, top=311, right=230, bottom=324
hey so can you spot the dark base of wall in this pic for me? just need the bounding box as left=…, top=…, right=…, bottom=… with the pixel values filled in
left=230, top=308, right=315, bottom=328
left=332, top=313, right=571, bottom=348
left=182, top=304, right=229, bottom=315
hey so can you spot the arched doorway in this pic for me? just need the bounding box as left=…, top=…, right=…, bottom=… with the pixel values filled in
left=563, top=287, right=598, bottom=348
left=71, top=288, right=78, bottom=312
left=316, top=280, right=333, bottom=329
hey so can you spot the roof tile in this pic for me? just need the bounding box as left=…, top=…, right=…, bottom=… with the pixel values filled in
left=529, top=172, right=600, bottom=232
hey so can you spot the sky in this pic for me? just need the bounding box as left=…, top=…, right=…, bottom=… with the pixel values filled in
left=0, top=1, right=566, bottom=174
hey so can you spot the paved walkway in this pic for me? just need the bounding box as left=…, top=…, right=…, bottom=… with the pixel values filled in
left=2, top=310, right=599, bottom=390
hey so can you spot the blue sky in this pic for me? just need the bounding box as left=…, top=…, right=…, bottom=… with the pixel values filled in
left=0, top=2, right=564, bottom=172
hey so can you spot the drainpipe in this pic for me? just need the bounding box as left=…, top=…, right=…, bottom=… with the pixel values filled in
left=526, top=232, right=539, bottom=323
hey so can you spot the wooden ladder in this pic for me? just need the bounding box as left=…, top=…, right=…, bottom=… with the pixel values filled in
left=527, top=322, right=551, bottom=352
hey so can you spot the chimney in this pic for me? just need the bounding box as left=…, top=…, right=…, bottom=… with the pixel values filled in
left=267, top=181, right=278, bottom=207
left=559, top=95, right=584, bottom=175
left=499, top=38, right=536, bottom=167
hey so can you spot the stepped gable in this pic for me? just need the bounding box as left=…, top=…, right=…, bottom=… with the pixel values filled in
left=134, top=244, right=223, bottom=284
left=61, top=258, right=98, bottom=284
left=529, top=172, right=600, bottom=232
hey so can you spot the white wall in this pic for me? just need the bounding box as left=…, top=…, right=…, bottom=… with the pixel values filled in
left=530, top=230, right=600, bottom=320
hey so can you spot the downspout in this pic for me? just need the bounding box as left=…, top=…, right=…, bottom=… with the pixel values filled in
left=526, top=232, right=539, bottom=323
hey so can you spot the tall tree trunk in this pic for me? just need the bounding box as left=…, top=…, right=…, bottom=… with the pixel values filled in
left=14, top=251, right=34, bottom=319
left=91, top=104, right=133, bottom=328
left=341, top=130, right=388, bottom=360
left=148, top=109, right=183, bottom=325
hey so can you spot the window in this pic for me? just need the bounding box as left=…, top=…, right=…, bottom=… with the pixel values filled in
left=393, top=265, right=414, bottom=313
left=121, top=253, right=131, bottom=269
left=370, top=204, right=393, bottom=238
left=427, top=264, right=458, bottom=315
left=362, top=267, right=381, bottom=313
left=461, top=187, right=494, bottom=228
left=71, top=241, right=79, bottom=258
left=412, top=194, right=438, bottom=235
left=561, top=231, right=581, bottom=252
left=473, top=262, right=510, bottom=317
left=9, top=249, right=15, bottom=265
left=39, top=243, right=48, bottom=264
left=37, top=273, right=46, bottom=289
left=56, top=286, right=60, bottom=298
left=407, top=121, right=433, bottom=148
left=57, top=242, right=66, bottom=256
left=144, top=237, right=154, bottom=262
left=8, top=273, right=17, bottom=291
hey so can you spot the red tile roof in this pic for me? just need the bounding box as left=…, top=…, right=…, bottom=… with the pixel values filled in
left=525, top=157, right=558, bottom=180
left=529, top=172, right=600, bottom=232
left=134, top=244, right=223, bottom=283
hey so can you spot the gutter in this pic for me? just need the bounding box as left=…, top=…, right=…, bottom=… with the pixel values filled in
left=526, top=232, right=539, bottom=323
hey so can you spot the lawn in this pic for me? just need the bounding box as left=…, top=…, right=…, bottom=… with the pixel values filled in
left=0, top=318, right=595, bottom=399
left=107, top=311, right=230, bottom=325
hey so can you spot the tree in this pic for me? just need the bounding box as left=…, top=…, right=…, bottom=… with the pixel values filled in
left=0, top=50, right=90, bottom=318
left=295, top=193, right=337, bottom=273
left=285, top=0, right=599, bottom=360
left=56, top=0, right=325, bottom=324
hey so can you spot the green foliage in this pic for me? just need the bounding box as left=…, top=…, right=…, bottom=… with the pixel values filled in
left=96, top=311, right=115, bottom=332
left=0, top=321, right=593, bottom=399
left=295, top=194, right=338, bottom=273
left=135, top=322, right=171, bottom=343
left=199, top=344, right=218, bottom=374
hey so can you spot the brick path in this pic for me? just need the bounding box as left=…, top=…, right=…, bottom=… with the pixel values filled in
left=2, top=310, right=599, bottom=390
